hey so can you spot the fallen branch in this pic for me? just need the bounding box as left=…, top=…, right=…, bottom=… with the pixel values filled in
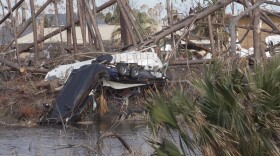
left=138, top=0, right=234, bottom=48
left=169, top=59, right=213, bottom=66
left=97, top=131, right=132, bottom=153
left=0, top=0, right=25, bottom=25
left=18, top=0, right=116, bottom=53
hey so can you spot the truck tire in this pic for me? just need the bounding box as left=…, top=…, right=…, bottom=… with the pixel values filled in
left=117, top=63, right=129, bottom=75
left=130, top=66, right=140, bottom=78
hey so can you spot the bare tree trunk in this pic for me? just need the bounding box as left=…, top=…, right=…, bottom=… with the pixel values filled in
left=2, top=0, right=54, bottom=53
left=0, top=0, right=115, bottom=70
left=122, top=0, right=137, bottom=46
left=86, top=13, right=95, bottom=49
left=54, top=0, right=64, bottom=54
left=90, top=0, right=98, bottom=49
left=18, top=0, right=115, bottom=53
left=202, top=21, right=279, bottom=35
left=208, top=15, right=215, bottom=57
left=140, top=0, right=234, bottom=48
left=7, top=0, right=19, bottom=64
left=253, top=0, right=262, bottom=61
left=0, top=0, right=6, bottom=18
left=217, top=28, right=221, bottom=53
left=30, top=0, right=39, bottom=63
left=14, top=0, right=19, bottom=34
left=93, top=0, right=104, bottom=51
left=85, top=1, right=94, bottom=49
left=69, top=0, right=78, bottom=57
left=37, top=5, right=45, bottom=54
left=77, top=0, right=86, bottom=48
left=2, top=0, right=114, bottom=54
left=167, top=0, right=176, bottom=59
left=119, top=0, right=129, bottom=46
left=0, top=0, right=24, bottom=25
left=229, top=0, right=266, bottom=55
left=66, top=0, right=71, bottom=45
left=21, top=1, right=27, bottom=24
left=84, top=0, right=105, bottom=52
left=119, top=0, right=143, bottom=42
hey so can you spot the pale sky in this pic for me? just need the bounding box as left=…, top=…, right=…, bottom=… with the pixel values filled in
left=0, top=0, right=192, bottom=14
left=0, top=0, right=280, bottom=18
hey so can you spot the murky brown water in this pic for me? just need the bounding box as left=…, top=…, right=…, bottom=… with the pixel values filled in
left=0, top=120, right=154, bottom=156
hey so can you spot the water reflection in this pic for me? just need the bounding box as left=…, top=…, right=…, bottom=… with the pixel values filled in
left=0, top=120, right=153, bottom=156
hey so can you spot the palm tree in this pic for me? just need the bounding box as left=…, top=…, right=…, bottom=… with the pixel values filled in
left=145, top=56, right=280, bottom=155
left=108, top=5, right=157, bottom=44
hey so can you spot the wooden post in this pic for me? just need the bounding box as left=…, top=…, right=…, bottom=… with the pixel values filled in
left=30, top=0, right=39, bottom=63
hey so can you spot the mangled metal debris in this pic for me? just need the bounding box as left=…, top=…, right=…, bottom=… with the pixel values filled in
left=40, top=50, right=167, bottom=124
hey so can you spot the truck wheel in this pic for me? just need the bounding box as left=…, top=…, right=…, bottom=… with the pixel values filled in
left=117, top=63, right=128, bottom=75
left=130, top=66, right=140, bottom=78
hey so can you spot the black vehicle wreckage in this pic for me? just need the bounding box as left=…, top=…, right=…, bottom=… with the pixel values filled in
left=39, top=50, right=168, bottom=124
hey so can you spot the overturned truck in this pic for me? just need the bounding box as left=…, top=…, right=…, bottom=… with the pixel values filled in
left=40, top=51, right=167, bottom=124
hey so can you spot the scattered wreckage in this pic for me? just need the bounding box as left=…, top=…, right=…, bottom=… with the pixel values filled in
left=40, top=50, right=167, bottom=124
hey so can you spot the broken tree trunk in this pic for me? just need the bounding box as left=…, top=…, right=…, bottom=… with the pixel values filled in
left=17, top=0, right=116, bottom=53
left=166, top=0, right=176, bottom=59
left=21, top=1, right=27, bottom=24
left=37, top=5, right=45, bottom=56
left=85, top=13, right=95, bottom=49
left=7, top=0, right=19, bottom=64
left=0, top=0, right=115, bottom=71
left=92, top=0, right=99, bottom=50
left=117, top=0, right=137, bottom=46
left=77, top=0, right=86, bottom=48
left=205, top=22, right=280, bottom=35
left=54, top=0, right=64, bottom=53
left=253, top=0, right=263, bottom=61
left=84, top=0, right=105, bottom=52
left=30, top=0, right=39, bottom=63
left=69, top=0, right=78, bottom=57
left=229, top=0, right=267, bottom=55
left=118, top=0, right=143, bottom=42
left=260, top=11, right=280, bottom=33
left=139, top=0, right=235, bottom=48
left=0, top=0, right=24, bottom=25
left=66, top=0, right=71, bottom=45
left=2, top=0, right=54, bottom=53
left=208, top=15, right=216, bottom=57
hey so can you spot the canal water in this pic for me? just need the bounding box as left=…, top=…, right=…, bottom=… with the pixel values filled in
left=0, top=120, right=154, bottom=156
